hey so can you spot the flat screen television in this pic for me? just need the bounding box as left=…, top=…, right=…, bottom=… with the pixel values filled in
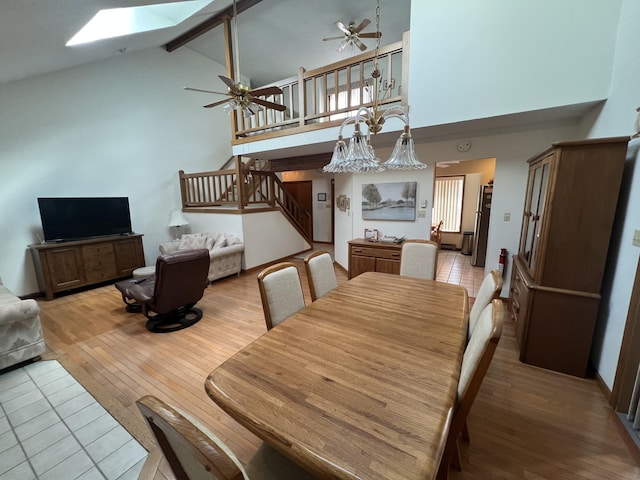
left=38, top=197, right=133, bottom=242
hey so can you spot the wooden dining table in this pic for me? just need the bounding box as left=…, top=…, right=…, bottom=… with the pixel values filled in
left=205, top=271, right=469, bottom=480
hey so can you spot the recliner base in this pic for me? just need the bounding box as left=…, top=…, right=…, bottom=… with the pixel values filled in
left=145, top=307, right=203, bottom=333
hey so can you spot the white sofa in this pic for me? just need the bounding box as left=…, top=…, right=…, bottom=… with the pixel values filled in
left=0, top=276, right=46, bottom=370
left=159, top=232, right=244, bottom=283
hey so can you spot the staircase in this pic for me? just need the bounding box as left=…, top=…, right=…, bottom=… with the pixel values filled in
left=178, top=156, right=312, bottom=245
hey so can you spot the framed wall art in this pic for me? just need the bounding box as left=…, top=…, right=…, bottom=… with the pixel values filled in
left=361, top=181, right=417, bottom=221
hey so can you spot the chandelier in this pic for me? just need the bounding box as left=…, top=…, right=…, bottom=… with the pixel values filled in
left=323, top=0, right=425, bottom=173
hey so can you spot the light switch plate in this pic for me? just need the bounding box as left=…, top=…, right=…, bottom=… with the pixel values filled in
left=504, top=213, right=510, bottom=222
left=633, top=229, right=640, bottom=247
left=418, top=210, right=426, bottom=218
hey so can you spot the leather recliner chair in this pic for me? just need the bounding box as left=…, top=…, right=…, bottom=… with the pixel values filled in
left=115, top=249, right=210, bottom=333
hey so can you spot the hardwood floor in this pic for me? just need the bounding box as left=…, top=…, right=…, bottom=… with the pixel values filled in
left=35, top=259, right=640, bottom=479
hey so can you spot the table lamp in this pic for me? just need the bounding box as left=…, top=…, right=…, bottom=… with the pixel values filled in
left=168, top=210, right=189, bottom=240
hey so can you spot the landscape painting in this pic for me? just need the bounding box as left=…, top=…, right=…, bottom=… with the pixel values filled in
left=362, top=181, right=417, bottom=221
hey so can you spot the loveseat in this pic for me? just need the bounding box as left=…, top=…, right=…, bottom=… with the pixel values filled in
left=159, top=232, right=244, bottom=283
left=0, top=276, right=46, bottom=370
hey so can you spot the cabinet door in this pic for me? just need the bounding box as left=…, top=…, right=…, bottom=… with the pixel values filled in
left=350, top=255, right=376, bottom=278
left=376, top=258, right=400, bottom=275
left=45, top=248, right=84, bottom=289
left=521, top=158, right=551, bottom=277
left=114, top=238, right=144, bottom=275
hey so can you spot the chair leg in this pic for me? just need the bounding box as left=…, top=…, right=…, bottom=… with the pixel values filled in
left=461, top=420, right=470, bottom=443
left=451, top=438, right=462, bottom=472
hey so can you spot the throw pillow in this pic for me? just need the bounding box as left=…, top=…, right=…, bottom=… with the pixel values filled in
left=178, top=234, right=208, bottom=251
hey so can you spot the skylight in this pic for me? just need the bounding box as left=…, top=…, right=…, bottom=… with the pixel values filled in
left=66, top=1, right=210, bottom=46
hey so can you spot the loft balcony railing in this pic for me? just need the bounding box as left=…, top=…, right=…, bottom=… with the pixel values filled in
left=230, top=34, right=408, bottom=144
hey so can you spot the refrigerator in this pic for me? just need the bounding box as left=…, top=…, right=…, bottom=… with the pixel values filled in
left=471, top=185, right=492, bottom=267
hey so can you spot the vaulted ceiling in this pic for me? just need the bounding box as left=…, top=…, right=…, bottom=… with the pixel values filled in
left=1, top=0, right=411, bottom=87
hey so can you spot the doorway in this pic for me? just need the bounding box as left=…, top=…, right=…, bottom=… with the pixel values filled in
left=282, top=180, right=313, bottom=239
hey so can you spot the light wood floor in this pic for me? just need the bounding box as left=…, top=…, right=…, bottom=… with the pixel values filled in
left=36, top=259, right=640, bottom=479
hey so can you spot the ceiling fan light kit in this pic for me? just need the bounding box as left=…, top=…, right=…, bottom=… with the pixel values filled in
left=323, top=0, right=425, bottom=174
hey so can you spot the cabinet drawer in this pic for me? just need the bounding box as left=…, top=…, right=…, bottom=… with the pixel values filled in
left=510, top=265, right=530, bottom=351
left=85, top=265, right=117, bottom=283
left=351, top=246, right=401, bottom=260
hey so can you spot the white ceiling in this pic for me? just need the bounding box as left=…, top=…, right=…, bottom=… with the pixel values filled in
left=0, top=0, right=411, bottom=87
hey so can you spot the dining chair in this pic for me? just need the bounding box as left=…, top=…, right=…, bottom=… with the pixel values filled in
left=257, top=262, right=305, bottom=330
left=399, top=240, right=438, bottom=280
left=437, top=299, right=503, bottom=480
left=136, top=395, right=318, bottom=480
left=303, top=250, right=338, bottom=301
left=467, top=269, right=503, bottom=341
left=430, top=220, right=444, bottom=249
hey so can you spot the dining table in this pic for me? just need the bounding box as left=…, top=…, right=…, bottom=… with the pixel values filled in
left=205, top=271, right=469, bottom=480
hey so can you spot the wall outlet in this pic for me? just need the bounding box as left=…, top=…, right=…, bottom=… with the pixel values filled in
left=633, top=229, right=640, bottom=247
left=418, top=210, right=426, bottom=218
left=504, top=213, right=510, bottom=222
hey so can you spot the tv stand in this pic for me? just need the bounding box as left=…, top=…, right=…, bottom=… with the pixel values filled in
left=30, top=234, right=145, bottom=300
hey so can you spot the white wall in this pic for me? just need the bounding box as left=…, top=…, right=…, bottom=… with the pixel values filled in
left=0, top=47, right=233, bottom=295
left=409, top=0, right=621, bottom=128
left=241, top=211, right=310, bottom=269
left=579, top=0, right=640, bottom=388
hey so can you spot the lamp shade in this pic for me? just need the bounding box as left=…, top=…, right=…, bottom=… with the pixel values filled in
left=168, top=210, right=189, bottom=227
left=383, top=127, right=426, bottom=170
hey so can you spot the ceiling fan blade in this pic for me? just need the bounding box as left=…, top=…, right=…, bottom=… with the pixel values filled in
left=353, top=18, right=371, bottom=33
left=218, top=75, right=236, bottom=89
left=358, top=32, right=382, bottom=39
left=323, top=36, right=345, bottom=41
left=184, top=87, right=228, bottom=95
left=354, top=38, right=367, bottom=52
left=252, top=98, right=286, bottom=112
left=336, top=21, right=350, bottom=35
left=250, top=86, right=283, bottom=97
left=337, top=40, right=349, bottom=52
left=203, top=98, right=231, bottom=109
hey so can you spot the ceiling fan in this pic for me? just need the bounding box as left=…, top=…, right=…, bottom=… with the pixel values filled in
left=184, top=0, right=285, bottom=116
left=185, top=76, right=285, bottom=115
left=323, top=19, right=382, bottom=52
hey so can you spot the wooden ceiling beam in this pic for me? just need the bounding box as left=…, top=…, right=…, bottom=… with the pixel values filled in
left=268, top=153, right=333, bottom=172
left=165, top=0, right=264, bottom=53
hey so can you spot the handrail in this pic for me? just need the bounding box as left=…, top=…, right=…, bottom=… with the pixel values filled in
left=229, top=36, right=406, bottom=142
left=178, top=168, right=312, bottom=244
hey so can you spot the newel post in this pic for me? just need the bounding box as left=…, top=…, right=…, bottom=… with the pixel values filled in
left=298, top=67, right=306, bottom=128
left=235, top=156, right=246, bottom=210
left=178, top=170, right=187, bottom=208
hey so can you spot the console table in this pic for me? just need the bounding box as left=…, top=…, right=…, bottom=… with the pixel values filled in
left=348, top=238, right=403, bottom=279
left=30, top=234, right=145, bottom=300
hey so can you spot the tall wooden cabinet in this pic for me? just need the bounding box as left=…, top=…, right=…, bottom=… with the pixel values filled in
left=31, top=234, right=145, bottom=300
left=509, top=137, right=628, bottom=377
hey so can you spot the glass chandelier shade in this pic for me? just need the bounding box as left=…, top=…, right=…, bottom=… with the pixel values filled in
left=384, top=126, right=426, bottom=170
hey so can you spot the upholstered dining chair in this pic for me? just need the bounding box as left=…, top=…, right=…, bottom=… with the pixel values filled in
left=399, top=239, right=439, bottom=280
left=257, top=262, right=305, bottom=330
left=467, top=269, right=503, bottom=341
left=437, top=299, right=503, bottom=480
left=136, top=395, right=318, bottom=480
left=303, top=250, right=338, bottom=301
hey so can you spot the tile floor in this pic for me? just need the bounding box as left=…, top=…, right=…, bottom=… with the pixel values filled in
left=0, top=360, right=147, bottom=480
left=436, top=249, right=487, bottom=298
